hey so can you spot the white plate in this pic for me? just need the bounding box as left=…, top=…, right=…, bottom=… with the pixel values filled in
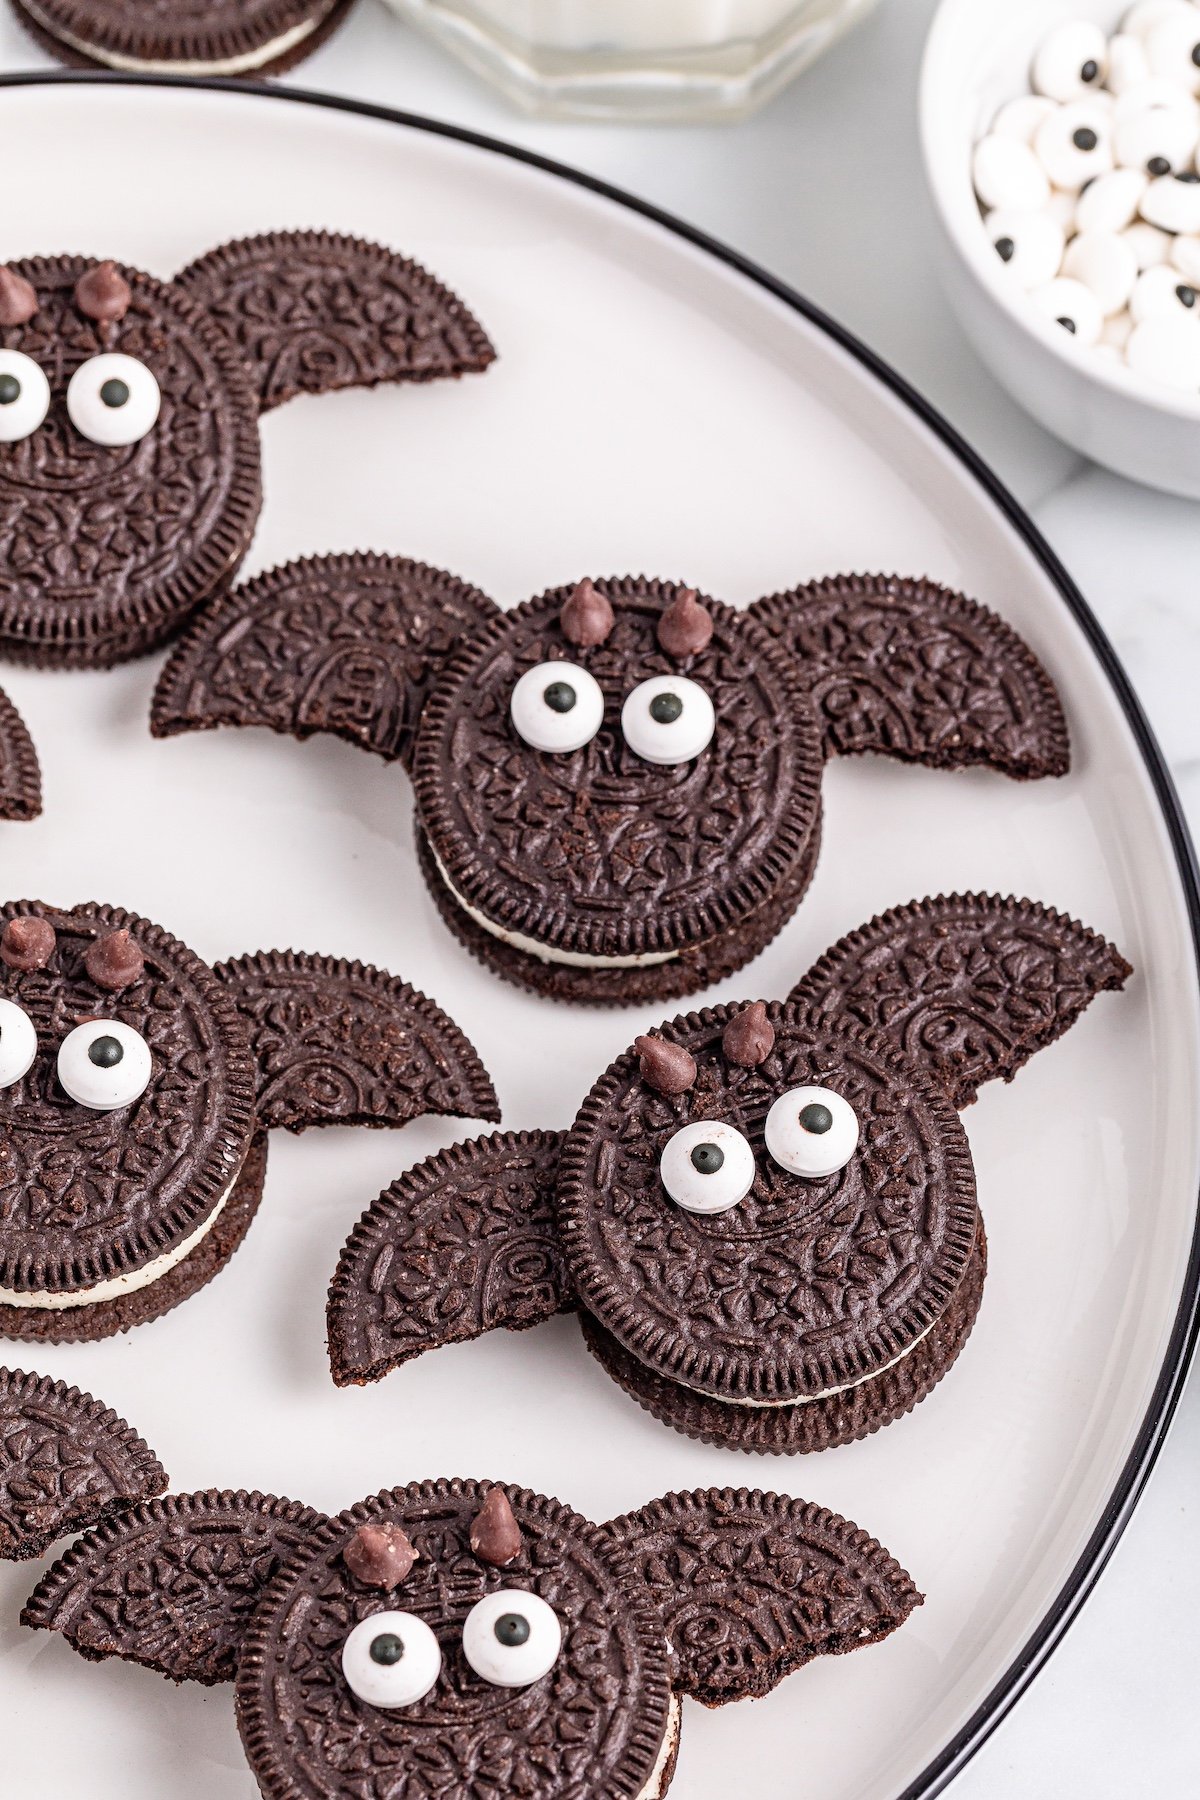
left=0, top=75, right=1196, bottom=1800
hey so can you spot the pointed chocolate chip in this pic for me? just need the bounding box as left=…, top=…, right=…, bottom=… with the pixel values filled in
left=560, top=578, right=615, bottom=648
left=469, top=1487, right=524, bottom=1567
left=342, top=1522, right=418, bottom=1589
left=0, top=267, right=38, bottom=328
left=85, top=928, right=144, bottom=992
left=0, top=916, right=56, bottom=972
left=656, top=588, right=714, bottom=659
left=634, top=1034, right=697, bottom=1095
left=721, top=1001, right=775, bottom=1068
left=74, top=261, right=132, bottom=324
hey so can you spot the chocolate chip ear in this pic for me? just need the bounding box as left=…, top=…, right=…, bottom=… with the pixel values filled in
left=173, top=230, right=495, bottom=413
left=21, top=1490, right=326, bottom=1683
left=602, top=1489, right=921, bottom=1705
left=790, top=893, right=1131, bottom=1109
left=211, top=950, right=500, bottom=1133
left=0, top=266, right=37, bottom=327
left=0, top=688, right=42, bottom=823
left=150, top=552, right=501, bottom=773
left=327, top=1129, right=570, bottom=1387
left=0, top=1367, right=166, bottom=1562
left=749, top=573, right=1070, bottom=779
left=73, top=261, right=132, bottom=325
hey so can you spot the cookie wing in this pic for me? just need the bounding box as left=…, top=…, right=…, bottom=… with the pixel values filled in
left=173, top=230, right=495, bottom=412
left=603, top=1488, right=921, bottom=1705
left=328, top=1130, right=571, bottom=1386
left=0, top=1367, right=166, bottom=1561
left=150, top=552, right=499, bottom=772
left=213, top=950, right=500, bottom=1131
left=749, top=573, right=1069, bottom=778
left=21, top=1490, right=325, bottom=1683
left=791, top=893, right=1131, bottom=1109
left=0, top=687, right=41, bottom=821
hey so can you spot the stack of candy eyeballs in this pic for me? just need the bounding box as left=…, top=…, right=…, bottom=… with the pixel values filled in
left=972, top=2, right=1200, bottom=396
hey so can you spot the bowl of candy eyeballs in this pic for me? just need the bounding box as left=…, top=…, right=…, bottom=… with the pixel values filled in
left=921, top=0, right=1200, bottom=497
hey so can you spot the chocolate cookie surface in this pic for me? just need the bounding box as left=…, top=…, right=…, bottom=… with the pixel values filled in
left=0, top=900, right=257, bottom=1301
left=236, top=1480, right=674, bottom=1800
left=412, top=576, right=823, bottom=971
left=0, top=1365, right=167, bottom=1558
left=11, top=0, right=352, bottom=74
left=0, top=256, right=260, bottom=667
left=581, top=1226, right=987, bottom=1454
left=558, top=1000, right=977, bottom=1405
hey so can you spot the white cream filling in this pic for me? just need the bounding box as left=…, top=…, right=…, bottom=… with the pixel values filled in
left=431, top=846, right=679, bottom=970
left=638, top=1692, right=681, bottom=1800
left=19, top=0, right=321, bottom=74
left=676, top=1313, right=939, bottom=1409
left=0, top=1161, right=244, bottom=1311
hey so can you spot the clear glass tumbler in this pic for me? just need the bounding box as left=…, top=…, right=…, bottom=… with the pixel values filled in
left=385, top=0, right=885, bottom=122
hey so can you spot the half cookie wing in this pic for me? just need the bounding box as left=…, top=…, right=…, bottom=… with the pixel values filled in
left=174, top=230, right=496, bottom=412
left=604, top=1488, right=921, bottom=1705
left=213, top=950, right=500, bottom=1131
left=791, top=893, right=1131, bottom=1109
left=150, top=552, right=500, bottom=771
left=0, top=687, right=41, bottom=821
left=750, top=573, right=1069, bottom=778
left=328, top=1129, right=570, bottom=1386
left=21, top=1490, right=326, bottom=1683
left=0, top=1367, right=165, bottom=1561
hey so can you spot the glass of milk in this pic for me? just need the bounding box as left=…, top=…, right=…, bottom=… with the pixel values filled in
left=384, top=0, right=885, bottom=120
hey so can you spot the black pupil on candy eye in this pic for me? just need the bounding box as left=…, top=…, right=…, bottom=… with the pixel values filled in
left=369, top=1633, right=405, bottom=1665
left=494, top=1613, right=531, bottom=1648
left=543, top=681, right=576, bottom=714
left=1057, top=317, right=1076, bottom=333
left=88, top=1035, right=123, bottom=1069
left=690, top=1142, right=724, bottom=1175
left=649, top=693, right=683, bottom=724
left=994, top=236, right=1015, bottom=262
left=99, top=379, right=130, bottom=409
left=1178, top=286, right=1197, bottom=308
left=1081, top=59, right=1098, bottom=81
left=799, top=1103, right=833, bottom=1135
left=0, top=374, right=20, bottom=406
left=1148, top=156, right=1171, bottom=176
left=1072, top=127, right=1097, bottom=151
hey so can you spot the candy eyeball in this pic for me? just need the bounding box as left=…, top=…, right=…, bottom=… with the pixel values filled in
left=1115, top=101, right=1197, bottom=174
left=1144, top=11, right=1200, bottom=93
left=56, top=1020, right=152, bottom=1111
left=1107, top=32, right=1151, bottom=95
left=659, top=1119, right=757, bottom=1215
left=1032, top=20, right=1108, bottom=101
left=1029, top=276, right=1105, bottom=344
left=1034, top=101, right=1114, bottom=191
left=1123, top=218, right=1174, bottom=266
left=764, top=1086, right=859, bottom=1180
left=0, top=998, right=37, bottom=1089
left=1172, top=233, right=1200, bottom=282
left=66, top=353, right=161, bottom=447
left=461, top=1589, right=562, bottom=1688
left=341, top=1611, right=442, bottom=1708
left=986, top=208, right=1065, bottom=288
left=0, top=350, right=50, bottom=444
left=972, top=134, right=1051, bottom=211
left=1130, top=259, right=1200, bottom=320
left=1062, top=230, right=1139, bottom=313
left=1139, top=169, right=1200, bottom=231
left=992, top=94, right=1057, bottom=143
left=1076, top=166, right=1148, bottom=232
left=510, top=661, right=604, bottom=754
left=620, top=675, right=714, bottom=765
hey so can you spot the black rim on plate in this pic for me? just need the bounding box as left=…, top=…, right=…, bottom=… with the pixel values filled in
left=3, top=67, right=1198, bottom=1800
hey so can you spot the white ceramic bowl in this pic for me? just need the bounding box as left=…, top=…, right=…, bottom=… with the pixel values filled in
left=920, top=0, right=1200, bottom=498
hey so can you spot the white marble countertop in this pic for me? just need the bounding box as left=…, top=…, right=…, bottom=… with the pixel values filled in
left=0, top=0, right=1196, bottom=1790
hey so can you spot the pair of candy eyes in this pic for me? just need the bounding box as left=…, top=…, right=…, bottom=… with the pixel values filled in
left=0, top=349, right=161, bottom=448
left=511, top=661, right=715, bottom=765
left=660, top=1085, right=859, bottom=1214
left=0, top=998, right=151, bottom=1111
left=341, top=1590, right=562, bottom=1708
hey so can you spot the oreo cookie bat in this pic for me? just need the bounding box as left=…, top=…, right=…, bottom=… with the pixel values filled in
left=0, top=240, right=493, bottom=668
left=0, top=900, right=498, bottom=1343
left=22, top=1475, right=920, bottom=1800
left=327, top=893, right=1130, bottom=1453
left=9, top=0, right=356, bottom=75
left=152, top=569, right=1069, bottom=1005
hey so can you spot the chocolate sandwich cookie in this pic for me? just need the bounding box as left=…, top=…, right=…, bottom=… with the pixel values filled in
left=0, top=237, right=493, bottom=668
left=328, top=893, right=1129, bottom=1451
left=11, top=0, right=354, bottom=75
left=24, top=1476, right=920, bottom=1798
left=0, top=684, right=41, bottom=821
left=153, top=568, right=1069, bottom=1005
left=0, top=1366, right=166, bottom=1559
left=0, top=901, right=499, bottom=1343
